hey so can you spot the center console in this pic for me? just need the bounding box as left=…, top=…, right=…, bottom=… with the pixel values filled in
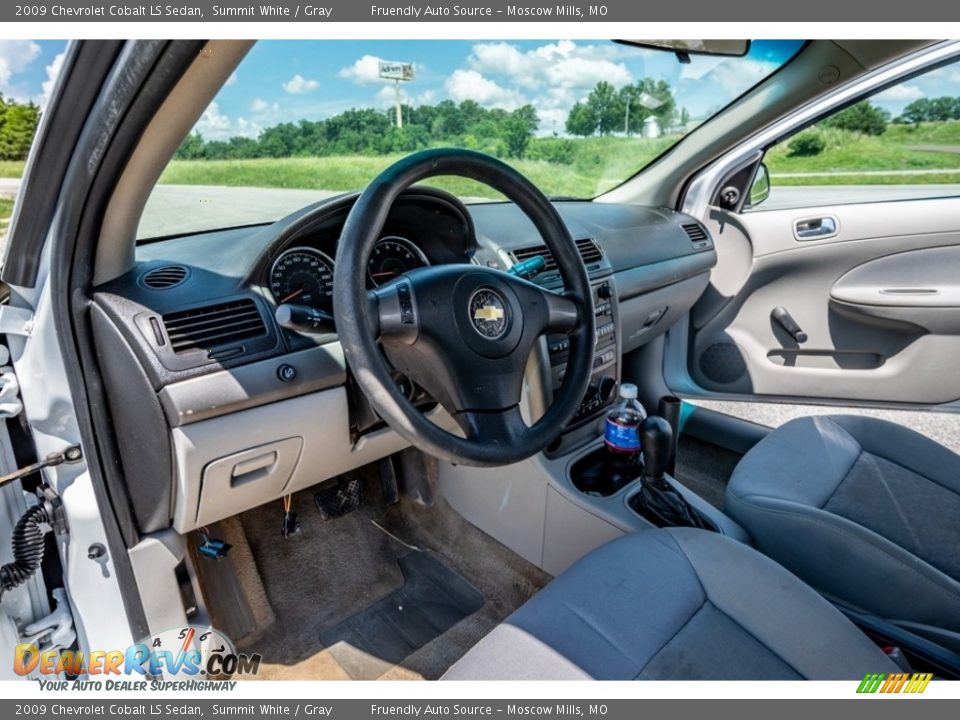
left=547, top=279, right=620, bottom=426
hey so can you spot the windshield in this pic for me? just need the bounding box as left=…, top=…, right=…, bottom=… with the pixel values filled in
left=137, top=39, right=803, bottom=240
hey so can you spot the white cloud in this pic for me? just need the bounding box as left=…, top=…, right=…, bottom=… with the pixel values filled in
left=282, top=74, right=319, bottom=95
left=338, top=55, right=383, bottom=85
left=38, top=51, right=65, bottom=110
left=225, top=72, right=238, bottom=86
left=194, top=101, right=261, bottom=140
left=0, top=40, right=42, bottom=99
left=469, top=41, right=631, bottom=92
left=875, top=83, right=924, bottom=102
left=444, top=69, right=524, bottom=110
left=456, top=41, right=634, bottom=132
left=249, top=97, right=280, bottom=114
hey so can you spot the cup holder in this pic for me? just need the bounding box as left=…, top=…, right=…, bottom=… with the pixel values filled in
left=570, top=446, right=642, bottom=497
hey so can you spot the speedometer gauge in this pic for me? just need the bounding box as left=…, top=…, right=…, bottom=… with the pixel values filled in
left=269, top=247, right=335, bottom=311
left=367, top=236, right=430, bottom=287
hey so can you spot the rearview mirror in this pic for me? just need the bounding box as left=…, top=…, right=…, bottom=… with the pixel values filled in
left=615, top=40, right=750, bottom=57
left=745, top=163, right=770, bottom=209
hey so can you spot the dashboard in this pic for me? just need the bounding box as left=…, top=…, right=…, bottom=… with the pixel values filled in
left=90, top=187, right=716, bottom=535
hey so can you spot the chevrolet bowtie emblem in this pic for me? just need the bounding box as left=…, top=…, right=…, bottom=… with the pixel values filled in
left=473, top=305, right=505, bottom=322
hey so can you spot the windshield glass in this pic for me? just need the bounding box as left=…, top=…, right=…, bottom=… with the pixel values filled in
left=137, top=39, right=803, bottom=240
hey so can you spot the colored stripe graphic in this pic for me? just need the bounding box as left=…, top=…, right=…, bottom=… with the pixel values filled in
left=857, top=672, right=932, bottom=694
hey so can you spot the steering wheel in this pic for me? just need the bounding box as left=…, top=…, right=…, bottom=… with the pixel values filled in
left=333, top=149, right=595, bottom=467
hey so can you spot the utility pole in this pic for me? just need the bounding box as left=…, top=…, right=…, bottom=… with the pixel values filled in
left=395, top=78, right=403, bottom=129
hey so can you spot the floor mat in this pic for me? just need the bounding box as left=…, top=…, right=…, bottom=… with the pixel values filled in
left=673, top=435, right=743, bottom=510
left=319, top=551, right=484, bottom=679
left=223, top=461, right=550, bottom=680
left=235, top=474, right=412, bottom=677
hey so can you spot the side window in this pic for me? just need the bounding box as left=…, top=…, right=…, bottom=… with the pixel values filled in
left=748, top=58, right=960, bottom=212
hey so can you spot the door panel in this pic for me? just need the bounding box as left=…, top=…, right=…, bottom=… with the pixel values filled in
left=684, top=196, right=960, bottom=405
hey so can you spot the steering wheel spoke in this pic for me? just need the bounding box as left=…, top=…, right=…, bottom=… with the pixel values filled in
left=371, top=280, right=419, bottom=345
left=455, top=406, right=528, bottom=447
left=542, top=290, right=582, bottom=335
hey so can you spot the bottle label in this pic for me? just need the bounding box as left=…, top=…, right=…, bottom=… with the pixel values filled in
left=604, top=418, right=640, bottom=452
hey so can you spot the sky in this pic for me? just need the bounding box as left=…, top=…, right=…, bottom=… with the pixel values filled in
left=0, top=39, right=67, bottom=109
left=3, top=40, right=959, bottom=140
left=196, top=40, right=806, bottom=139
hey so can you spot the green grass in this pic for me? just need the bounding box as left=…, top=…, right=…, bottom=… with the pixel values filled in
left=773, top=172, right=960, bottom=185
left=159, top=136, right=676, bottom=199
left=0, top=161, right=25, bottom=178
left=884, top=121, right=960, bottom=146
left=11, top=121, right=960, bottom=197
left=765, top=126, right=960, bottom=175
left=0, top=197, right=13, bottom=221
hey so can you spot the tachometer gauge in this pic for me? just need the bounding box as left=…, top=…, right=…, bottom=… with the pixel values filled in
left=367, top=236, right=430, bottom=287
left=270, top=247, right=335, bottom=311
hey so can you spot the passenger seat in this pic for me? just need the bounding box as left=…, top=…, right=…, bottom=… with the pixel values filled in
left=726, top=414, right=960, bottom=652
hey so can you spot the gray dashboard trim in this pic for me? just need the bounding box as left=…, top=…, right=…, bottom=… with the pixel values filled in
left=159, top=342, right=346, bottom=426
left=613, top=250, right=718, bottom=301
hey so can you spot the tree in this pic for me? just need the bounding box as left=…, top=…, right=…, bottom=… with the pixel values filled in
left=502, top=105, right=539, bottom=158
left=585, top=81, right=623, bottom=136
left=174, top=132, right=206, bottom=159
left=901, top=98, right=932, bottom=125
left=565, top=101, right=595, bottom=136
left=788, top=131, right=826, bottom=157
left=901, top=96, right=960, bottom=123
left=822, top=101, right=890, bottom=136
left=0, top=95, right=41, bottom=161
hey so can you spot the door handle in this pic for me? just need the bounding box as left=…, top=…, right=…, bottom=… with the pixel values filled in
left=794, top=216, right=838, bottom=240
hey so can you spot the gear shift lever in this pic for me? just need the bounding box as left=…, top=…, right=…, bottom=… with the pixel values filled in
left=634, top=416, right=710, bottom=530
left=640, top=416, right=672, bottom=486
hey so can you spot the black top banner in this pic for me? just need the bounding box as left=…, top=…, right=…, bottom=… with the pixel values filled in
left=3, top=0, right=957, bottom=22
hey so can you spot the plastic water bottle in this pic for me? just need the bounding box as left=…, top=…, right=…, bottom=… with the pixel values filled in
left=604, top=383, right=646, bottom=467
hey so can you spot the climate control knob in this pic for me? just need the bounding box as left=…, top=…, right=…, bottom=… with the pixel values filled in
left=597, top=375, right=617, bottom=402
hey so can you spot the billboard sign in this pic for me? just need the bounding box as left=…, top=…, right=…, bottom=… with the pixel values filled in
left=378, top=60, right=415, bottom=81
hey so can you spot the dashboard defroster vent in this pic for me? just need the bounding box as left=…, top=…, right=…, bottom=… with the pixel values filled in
left=162, top=299, right=267, bottom=354
left=681, top=223, right=709, bottom=243
left=141, top=265, right=189, bottom=289
left=511, top=238, right=604, bottom=272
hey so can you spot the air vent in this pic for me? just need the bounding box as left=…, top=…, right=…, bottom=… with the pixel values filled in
left=162, top=299, right=266, bottom=354
left=141, top=265, right=189, bottom=289
left=511, top=238, right=604, bottom=272
left=682, top=223, right=709, bottom=243
left=575, top=237, right=604, bottom=265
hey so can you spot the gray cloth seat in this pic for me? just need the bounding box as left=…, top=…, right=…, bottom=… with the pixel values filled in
left=726, top=415, right=960, bottom=650
left=443, top=528, right=895, bottom=680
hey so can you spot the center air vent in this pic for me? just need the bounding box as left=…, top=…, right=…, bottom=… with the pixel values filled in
left=162, top=299, right=266, bottom=354
left=511, top=238, right=604, bottom=272
left=141, top=265, right=189, bottom=289
left=681, top=223, right=709, bottom=243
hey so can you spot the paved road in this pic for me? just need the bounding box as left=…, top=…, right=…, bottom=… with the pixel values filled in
left=0, top=178, right=20, bottom=198
left=138, top=185, right=344, bottom=238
